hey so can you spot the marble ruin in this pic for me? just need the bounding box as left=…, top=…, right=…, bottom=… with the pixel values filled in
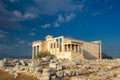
left=32, top=35, right=102, bottom=60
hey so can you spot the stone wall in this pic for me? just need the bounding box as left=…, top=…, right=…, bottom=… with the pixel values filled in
left=42, top=41, right=48, bottom=51
left=56, top=52, right=71, bottom=59
left=71, top=52, right=84, bottom=60
left=83, top=42, right=99, bottom=60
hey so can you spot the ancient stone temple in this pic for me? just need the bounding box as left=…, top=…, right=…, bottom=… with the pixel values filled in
left=32, top=35, right=102, bottom=60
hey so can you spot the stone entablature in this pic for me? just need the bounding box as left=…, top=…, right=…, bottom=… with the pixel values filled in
left=32, top=35, right=102, bottom=60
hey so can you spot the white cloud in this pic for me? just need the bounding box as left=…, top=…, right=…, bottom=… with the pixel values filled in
left=13, top=10, right=37, bottom=21
left=0, top=44, right=12, bottom=51
left=0, top=30, right=8, bottom=34
left=65, top=12, right=76, bottom=22
left=0, top=34, right=5, bottom=39
left=29, top=32, right=36, bottom=36
left=57, top=15, right=65, bottom=22
left=15, top=38, right=30, bottom=45
left=41, top=12, right=76, bottom=28
left=13, top=11, right=21, bottom=17
left=9, top=0, right=19, bottom=2
left=0, top=1, right=22, bottom=30
left=16, top=39, right=31, bottom=47
left=14, top=39, right=26, bottom=47
left=0, top=30, right=8, bottom=39
left=41, top=24, right=51, bottom=29
left=26, top=0, right=84, bottom=16
left=93, top=10, right=104, bottom=16
left=23, top=12, right=37, bottom=19
left=52, top=12, right=76, bottom=27
left=18, top=40, right=25, bottom=44
left=54, top=22, right=60, bottom=27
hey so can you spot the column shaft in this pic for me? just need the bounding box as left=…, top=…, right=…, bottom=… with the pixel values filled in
left=81, top=47, right=83, bottom=54
left=62, top=43, right=64, bottom=53
left=99, top=41, right=102, bottom=60
left=77, top=45, right=79, bottom=53
left=74, top=44, right=76, bottom=52
left=32, top=46, right=34, bottom=59
left=67, top=44, right=69, bottom=52
left=55, top=42, right=57, bottom=54
left=70, top=44, right=72, bottom=52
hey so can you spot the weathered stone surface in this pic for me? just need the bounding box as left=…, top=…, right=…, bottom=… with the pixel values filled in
left=117, top=74, right=120, bottom=78
left=29, top=67, right=35, bottom=72
left=65, top=69, right=76, bottom=76
left=50, top=76, right=56, bottom=80
left=57, top=65, right=65, bottom=70
left=20, top=60, right=28, bottom=66
left=36, top=73, right=42, bottom=80
left=0, top=60, right=4, bottom=68
left=70, top=77, right=87, bottom=80
left=42, top=72, right=50, bottom=80
left=8, top=69, right=18, bottom=78
left=49, top=63, right=57, bottom=68
left=35, top=67, right=43, bottom=73
left=56, top=71, right=64, bottom=77
left=1, top=58, right=120, bottom=80
left=43, top=68, right=52, bottom=73
left=0, top=60, right=9, bottom=68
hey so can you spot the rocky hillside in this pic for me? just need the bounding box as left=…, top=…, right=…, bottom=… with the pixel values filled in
left=0, top=58, right=120, bottom=80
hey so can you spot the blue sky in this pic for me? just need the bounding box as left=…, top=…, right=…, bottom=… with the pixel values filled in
left=0, top=0, right=120, bottom=58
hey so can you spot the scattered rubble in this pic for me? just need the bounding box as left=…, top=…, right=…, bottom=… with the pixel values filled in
left=0, top=58, right=120, bottom=80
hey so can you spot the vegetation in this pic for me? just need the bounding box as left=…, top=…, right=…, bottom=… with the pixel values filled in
left=36, top=51, right=55, bottom=59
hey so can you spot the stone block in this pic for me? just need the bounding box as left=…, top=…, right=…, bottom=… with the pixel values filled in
left=35, top=67, right=43, bottom=73
left=43, top=68, right=52, bottom=73
left=57, top=65, right=65, bottom=70
left=56, top=71, right=64, bottom=77
left=49, top=63, right=57, bottom=68
left=50, top=76, right=56, bottom=80
left=42, top=72, right=50, bottom=80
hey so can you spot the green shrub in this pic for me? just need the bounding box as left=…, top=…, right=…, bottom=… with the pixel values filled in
left=36, top=51, right=55, bottom=59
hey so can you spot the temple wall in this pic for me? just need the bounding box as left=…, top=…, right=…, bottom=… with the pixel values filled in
left=56, top=52, right=71, bottom=59
left=71, top=52, right=84, bottom=60
left=83, top=42, right=99, bottom=59
left=32, top=35, right=102, bottom=60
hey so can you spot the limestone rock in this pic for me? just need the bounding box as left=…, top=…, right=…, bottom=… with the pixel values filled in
left=43, top=68, right=52, bottom=73
left=49, top=63, right=57, bottom=68
left=56, top=71, right=64, bottom=77
left=35, top=67, right=43, bottom=73
left=8, top=69, right=18, bottom=78
left=57, top=65, right=65, bottom=70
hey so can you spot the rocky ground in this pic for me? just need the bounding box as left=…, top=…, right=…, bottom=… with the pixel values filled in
left=0, top=58, right=120, bottom=80
left=0, top=69, right=38, bottom=80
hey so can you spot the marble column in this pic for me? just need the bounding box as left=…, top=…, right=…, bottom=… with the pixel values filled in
left=81, top=46, right=83, bottom=54
left=55, top=43, right=57, bottom=54
left=62, top=43, right=64, bottom=53
left=70, top=44, right=71, bottom=52
left=77, top=45, right=79, bottom=53
left=36, top=46, right=39, bottom=55
left=35, top=46, right=37, bottom=58
left=74, top=44, right=76, bottom=52
left=57, top=43, right=59, bottom=53
left=32, top=46, right=34, bottom=59
left=67, top=44, right=69, bottom=52
left=99, top=41, right=102, bottom=60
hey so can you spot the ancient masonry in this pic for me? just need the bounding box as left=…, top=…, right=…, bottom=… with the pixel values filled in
left=32, top=35, right=102, bottom=60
